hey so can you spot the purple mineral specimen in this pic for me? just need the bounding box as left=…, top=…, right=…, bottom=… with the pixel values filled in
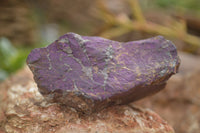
left=27, top=33, right=180, bottom=114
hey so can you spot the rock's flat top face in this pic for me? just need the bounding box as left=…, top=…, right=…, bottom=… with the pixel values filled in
left=27, top=33, right=180, bottom=113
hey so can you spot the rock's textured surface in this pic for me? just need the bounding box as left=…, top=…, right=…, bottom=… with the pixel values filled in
left=0, top=68, right=175, bottom=133
left=27, top=33, right=180, bottom=113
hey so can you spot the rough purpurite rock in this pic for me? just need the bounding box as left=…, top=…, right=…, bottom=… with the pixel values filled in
left=26, top=32, right=180, bottom=114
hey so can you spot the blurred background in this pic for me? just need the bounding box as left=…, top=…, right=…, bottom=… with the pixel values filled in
left=0, top=0, right=200, bottom=132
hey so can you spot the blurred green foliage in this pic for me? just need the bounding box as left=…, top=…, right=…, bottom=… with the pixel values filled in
left=153, top=0, right=200, bottom=13
left=0, top=38, right=31, bottom=81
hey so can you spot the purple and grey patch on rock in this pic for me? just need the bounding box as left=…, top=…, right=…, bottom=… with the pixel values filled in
left=27, top=32, right=180, bottom=114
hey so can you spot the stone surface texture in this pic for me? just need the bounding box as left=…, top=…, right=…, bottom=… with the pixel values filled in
left=27, top=33, right=180, bottom=113
left=0, top=67, right=174, bottom=133
left=135, top=52, right=200, bottom=133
